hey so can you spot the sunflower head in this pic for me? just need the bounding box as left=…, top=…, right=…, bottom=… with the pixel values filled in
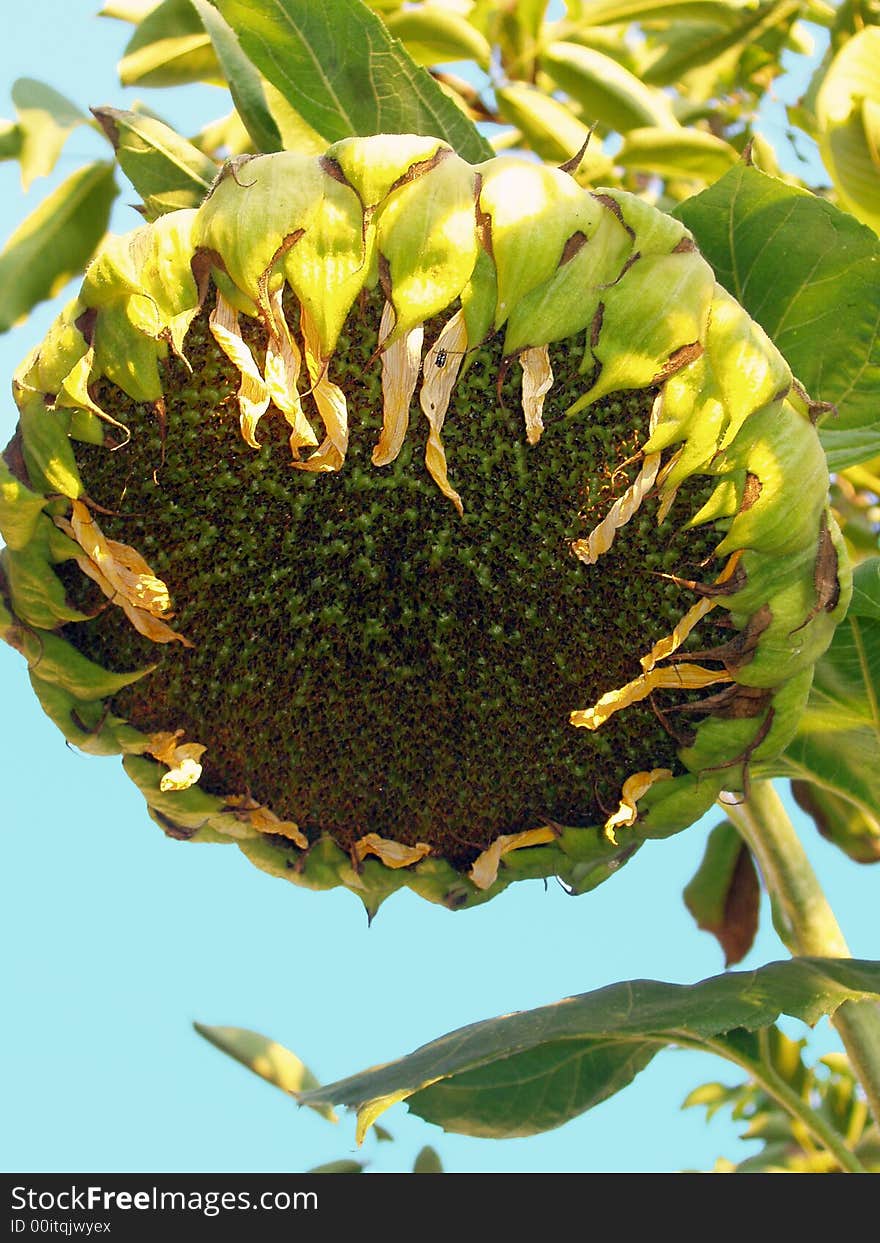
left=0, top=137, right=850, bottom=914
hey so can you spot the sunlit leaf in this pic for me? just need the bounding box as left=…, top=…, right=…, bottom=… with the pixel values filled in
left=568, top=0, right=755, bottom=23
left=384, top=6, right=492, bottom=69
left=0, top=162, right=117, bottom=334
left=764, top=557, right=880, bottom=864
left=616, top=126, right=738, bottom=181
left=683, top=819, right=759, bottom=965
left=815, top=27, right=880, bottom=235
left=119, top=0, right=222, bottom=87
left=542, top=40, right=679, bottom=133
left=194, top=1022, right=338, bottom=1122
left=495, top=84, right=606, bottom=167
left=189, top=0, right=283, bottom=153
left=92, top=106, right=216, bottom=218
left=676, top=162, right=880, bottom=471
left=11, top=79, right=89, bottom=191
left=210, top=0, right=493, bottom=161
left=298, top=959, right=880, bottom=1139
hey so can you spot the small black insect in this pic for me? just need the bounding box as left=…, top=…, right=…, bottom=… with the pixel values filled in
left=435, top=349, right=448, bottom=368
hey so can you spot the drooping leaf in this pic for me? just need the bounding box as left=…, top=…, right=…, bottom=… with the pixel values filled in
left=683, top=819, right=760, bottom=965
left=541, top=41, right=679, bottom=133
left=188, top=0, right=283, bottom=153
left=764, top=558, right=880, bottom=864
left=119, top=0, right=222, bottom=86
left=0, top=162, right=118, bottom=334
left=815, top=27, right=880, bottom=236
left=210, top=0, right=493, bottom=162
left=193, top=1022, right=337, bottom=1122
left=675, top=162, right=880, bottom=471
left=384, top=6, right=492, bottom=69
left=616, top=126, right=738, bottom=182
left=92, top=107, right=216, bottom=219
left=297, top=959, right=880, bottom=1139
left=494, top=84, right=600, bottom=166
left=11, top=79, right=89, bottom=191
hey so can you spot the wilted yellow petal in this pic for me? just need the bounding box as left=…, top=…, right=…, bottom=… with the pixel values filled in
left=419, top=310, right=468, bottom=513
left=353, top=832, right=432, bottom=869
left=225, top=795, right=309, bottom=849
left=639, top=551, right=742, bottom=673
left=603, top=767, right=673, bottom=843
left=519, top=345, right=553, bottom=446
left=209, top=292, right=269, bottom=448
left=373, top=301, right=424, bottom=467
left=293, top=304, right=349, bottom=473
left=469, top=825, right=558, bottom=891
left=571, top=663, right=733, bottom=731
left=73, top=555, right=193, bottom=647
left=571, top=451, right=661, bottom=566
left=147, top=729, right=207, bottom=792
left=264, top=287, right=318, bottom=456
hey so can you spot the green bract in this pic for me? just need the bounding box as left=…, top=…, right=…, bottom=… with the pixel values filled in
left=0, top=138, right=850, bottom=914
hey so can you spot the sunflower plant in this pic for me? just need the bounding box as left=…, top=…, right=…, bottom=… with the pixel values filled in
left=2, top=0, right=880, bottom=1173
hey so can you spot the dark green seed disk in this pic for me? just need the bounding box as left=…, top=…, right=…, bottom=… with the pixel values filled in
left=59, top=289, right=724, bottom=868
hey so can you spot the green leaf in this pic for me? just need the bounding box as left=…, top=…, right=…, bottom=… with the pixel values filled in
left=193, top=1023, right=338, bottom=1122
left=92, top=107, right=216, bottom=219
left=298, top=959, right=880, bottom=1139
left=675, top=162, right=880, bottom=471
left=119, top=0, right=222, bottom=87
left=765, top=557, right=880, bottom=864
left=210, top=0, right=493, bottom=162
left=641, top=1, right=800, bottom=93
left=542, top=40, right=679, bottom=133
left=306, top=1159, right=365, bottom=1173
left=569, top=0, right=754, bottom=23
left=412, top=1144, right=443, bottom=1173
left=188, top=0, right=283, bottom=153
left=0, top=120, right=23, bottom=161
left=0, top=162, right=118, bottom=334
left=616, top=126, right=739, bottom=181
left=494, top=84, right=603, bottom=167
left=384, top=6, right=492, bottom=69
left=815, top=27, right=880, bottom=235
left=683, top=820, right=760, bottom=965
left=11, top=79, right=89, bottom=191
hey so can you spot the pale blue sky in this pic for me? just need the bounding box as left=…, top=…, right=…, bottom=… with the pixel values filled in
left=1, top=1, right=874, bottom=1174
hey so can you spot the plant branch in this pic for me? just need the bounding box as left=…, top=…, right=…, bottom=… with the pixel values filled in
left=723, top=779, right=880, bottom=1128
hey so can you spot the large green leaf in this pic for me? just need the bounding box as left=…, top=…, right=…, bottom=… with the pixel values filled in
left=119, top=0, right=223, bottom=86
left=210, top=0, right=493, bottom=161
left=297, top=959, right=880, bottom=1139
left=11, top=79, right=89, bottom=191
left=92, top=107, right=216, bottom=219
left=676, top=163, right=880, bottom=471
left=188, top=0, right=283, bottom=153
left=0, top=162, right=118, bottom=333
left=764, top=557, right=880, bottom=863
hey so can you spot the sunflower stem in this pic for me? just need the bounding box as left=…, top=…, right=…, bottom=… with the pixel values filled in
left=723, top=778, right=880, bottom=1129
